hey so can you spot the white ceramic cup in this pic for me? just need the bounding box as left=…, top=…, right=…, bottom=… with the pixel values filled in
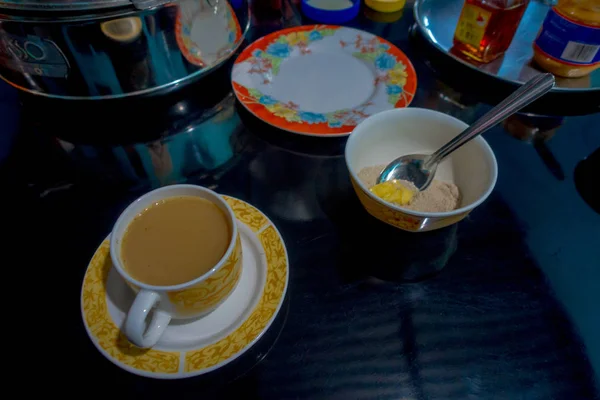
left=110, top=184, right=243, bottom=348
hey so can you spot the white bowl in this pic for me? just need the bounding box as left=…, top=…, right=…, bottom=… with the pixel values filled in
left=345, top=108, right=498, bottom=232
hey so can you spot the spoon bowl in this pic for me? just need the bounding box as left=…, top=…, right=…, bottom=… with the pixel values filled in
left=378, top=154, right=435, bottom=191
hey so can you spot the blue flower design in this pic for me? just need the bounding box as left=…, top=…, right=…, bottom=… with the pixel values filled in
left=259, top=95, right=278, bottom=105
left=378, top=43, right=390, bottom=50
left=266, top=43, right=291, bottom=58
left=375, top=53, right=396, bottom=70
left=386, top=85, right=403, bottom=95
left=253, top=49, right=264, bottom=57
left=309, top=30, right=323, bottom=41
left=328, top=120, right=342, bottom=128
left=299, top=111, right=327, bottom=124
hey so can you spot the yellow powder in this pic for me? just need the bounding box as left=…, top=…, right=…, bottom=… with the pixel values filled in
left=357, top=164, right=461, bottom=213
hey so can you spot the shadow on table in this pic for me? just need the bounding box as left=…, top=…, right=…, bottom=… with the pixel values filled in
left=318, top=172, right=458, bottom=283
left=78, top=295, right=289, bottom=398
left=269, top=189, right=599, bottom=399
left=236, top=102, right=347, bottom=158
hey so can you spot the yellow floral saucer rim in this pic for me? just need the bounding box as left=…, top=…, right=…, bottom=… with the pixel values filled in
left=80, top=195, right=288, bottom=379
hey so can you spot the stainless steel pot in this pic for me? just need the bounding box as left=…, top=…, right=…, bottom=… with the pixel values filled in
left=0, top=0, right=249, bottom=99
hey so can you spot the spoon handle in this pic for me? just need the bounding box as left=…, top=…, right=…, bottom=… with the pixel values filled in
left=424, top=73, right=555, bottom=169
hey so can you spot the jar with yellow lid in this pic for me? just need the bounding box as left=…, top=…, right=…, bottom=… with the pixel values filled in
left=364, top=0, right=406, bottom=13
left=533, top=0, right=600, bottom=78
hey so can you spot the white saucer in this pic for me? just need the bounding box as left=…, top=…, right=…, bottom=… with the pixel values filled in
left=81, top=196, right=288, bottom=379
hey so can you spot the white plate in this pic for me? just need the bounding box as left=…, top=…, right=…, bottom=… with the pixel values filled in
left=232, top=25, right=417, bottom=137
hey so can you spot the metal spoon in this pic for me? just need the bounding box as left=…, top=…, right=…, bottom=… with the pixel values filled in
left=377, top=73, right=556, bottom=190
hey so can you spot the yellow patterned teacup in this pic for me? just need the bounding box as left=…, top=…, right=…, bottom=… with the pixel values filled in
left=345, top=108, right=498, bottom=232
left=110, top=184, right=242, bottom=348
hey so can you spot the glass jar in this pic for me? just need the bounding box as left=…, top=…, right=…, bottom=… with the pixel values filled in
left=533, top=0, right=600, bottom=78
left=453, top=0, right=530, bottom=63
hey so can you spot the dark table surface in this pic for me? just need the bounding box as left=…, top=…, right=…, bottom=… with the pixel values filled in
left=3, top=0, right=599, bottom=398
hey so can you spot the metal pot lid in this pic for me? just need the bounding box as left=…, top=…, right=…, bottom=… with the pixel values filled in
left=0, top=0, right=172, bottom=11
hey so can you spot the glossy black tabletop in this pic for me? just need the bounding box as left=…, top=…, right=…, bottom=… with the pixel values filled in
left=3, top=0, right=599, bottom=398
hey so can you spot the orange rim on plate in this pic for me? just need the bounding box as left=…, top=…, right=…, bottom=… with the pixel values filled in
left=232, top=25, right=417, bottom=137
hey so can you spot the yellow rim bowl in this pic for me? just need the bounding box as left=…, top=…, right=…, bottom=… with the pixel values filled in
left=345, top=108, right=498, bottom=232
left=365, top=0, right=406, bottom=13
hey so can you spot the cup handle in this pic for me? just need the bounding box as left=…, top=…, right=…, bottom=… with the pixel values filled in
left=125, top=289, right=171, bottom=348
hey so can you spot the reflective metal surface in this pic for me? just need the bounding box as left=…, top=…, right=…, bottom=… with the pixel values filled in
left=0, top=0, right=131, bottom=11
left=0, top=0, right=249, bottom=99
left=55, top=93, right=244, bottom=188
left=414, top=0, right=600, bottom=93
left=0, top=0, right=174, bottom=11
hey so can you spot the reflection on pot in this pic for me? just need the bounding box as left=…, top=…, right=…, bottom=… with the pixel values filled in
left=100, top=17, right=144, bottom=44
left=176, top=0, right=243, bottom=67
left=56, top=94, right=243, bottom=189
left=0, top=0, right=249, bottom=99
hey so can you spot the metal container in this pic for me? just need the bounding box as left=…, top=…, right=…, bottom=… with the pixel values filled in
left=0, top=0, right=249, bottom=99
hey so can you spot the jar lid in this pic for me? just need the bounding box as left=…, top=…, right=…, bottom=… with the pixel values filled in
left=301, top=0, right=360, bottom=24
left=0, top=0, right=171, bottom=11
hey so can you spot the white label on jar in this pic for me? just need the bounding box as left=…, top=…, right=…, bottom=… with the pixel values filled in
left=561, top=41, right=600, bottom=63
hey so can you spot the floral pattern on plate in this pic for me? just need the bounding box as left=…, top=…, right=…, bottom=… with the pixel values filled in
left=347, top=35, right=410, bottom=107
left=232, top=25, right=417, bottom=136
left=245, top=87, right=372, bottom=128
left=246, top=28, right=338, bottom=76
